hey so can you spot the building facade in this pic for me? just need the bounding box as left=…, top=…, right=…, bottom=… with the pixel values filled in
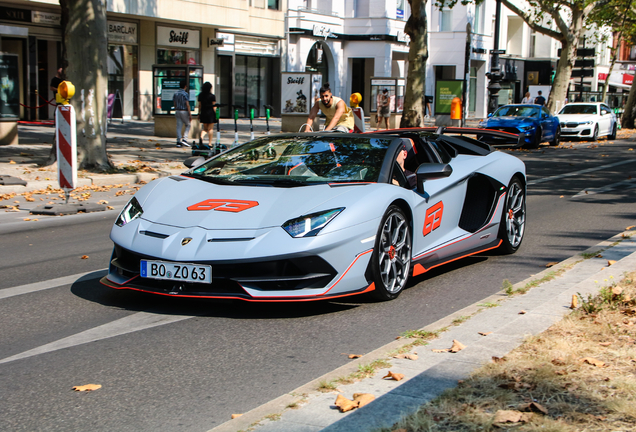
left=0, top=0, right=285, bottom=121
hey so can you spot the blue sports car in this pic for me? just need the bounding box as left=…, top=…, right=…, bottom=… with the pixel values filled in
left=478, top=104, right=560, bottom=149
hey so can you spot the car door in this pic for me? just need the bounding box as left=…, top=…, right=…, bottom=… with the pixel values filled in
left=599, top=104, right=613, bottom=135
left=540, top=107, right=555, bottom=141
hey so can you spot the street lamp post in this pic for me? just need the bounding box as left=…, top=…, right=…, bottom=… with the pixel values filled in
left=486, top=0, right=503, bottom=115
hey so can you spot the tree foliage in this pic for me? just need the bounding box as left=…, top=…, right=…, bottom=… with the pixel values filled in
left=437, top=0, right=607, bottom=113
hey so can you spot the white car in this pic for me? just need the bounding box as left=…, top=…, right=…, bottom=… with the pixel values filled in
left=557, top=102, right=617, bottom=141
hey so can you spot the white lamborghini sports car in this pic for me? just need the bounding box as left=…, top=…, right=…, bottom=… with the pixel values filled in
left=102, top=129, right=526, bottom=302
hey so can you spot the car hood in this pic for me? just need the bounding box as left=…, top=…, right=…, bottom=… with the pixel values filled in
left=556, top=113, right=597, bottom=122
left=483, top=116, right=535, bottom=127
left=137, top=176, right=358, bottom=230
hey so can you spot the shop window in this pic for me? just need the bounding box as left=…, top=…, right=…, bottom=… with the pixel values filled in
left=268, top=0, right=279, bottom=9
left=157, top=49, right=199, bottom=65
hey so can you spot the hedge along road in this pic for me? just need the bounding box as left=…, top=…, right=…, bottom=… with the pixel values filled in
left=0, top=138, right=635, bottom=432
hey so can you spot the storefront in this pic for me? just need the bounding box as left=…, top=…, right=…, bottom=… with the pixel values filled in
left=0, top=5, right=62, bottom=122
left=107, top=20, right=139, bottom=119
left=216, top=32, right=280, bottom=118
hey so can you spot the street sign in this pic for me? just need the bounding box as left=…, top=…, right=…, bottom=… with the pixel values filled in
left=571, top=69, right=594, bottom=78
left=574, top=59, right=595, bottom=68
left=55, top=104, right=77, bottom=193
left=490, top=49, right=506, bottom=54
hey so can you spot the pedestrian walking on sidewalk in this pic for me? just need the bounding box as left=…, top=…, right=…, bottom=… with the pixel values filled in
left=379, top=88, right=391, bottom=130
left=173, top=80, right=192, bottom=147
left=196, top=82, right=216, bottom=150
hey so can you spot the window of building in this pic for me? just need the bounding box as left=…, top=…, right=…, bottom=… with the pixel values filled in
left=474, top=3, right=483, bottom=34
left=440, top=9, right=452, bottom=32
left=469, top=66, right=477, bottom=112
left=268, top=0, right=279, bottom=9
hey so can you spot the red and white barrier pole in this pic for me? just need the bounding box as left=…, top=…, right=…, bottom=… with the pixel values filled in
left=55, top=81, right=77, bottom=204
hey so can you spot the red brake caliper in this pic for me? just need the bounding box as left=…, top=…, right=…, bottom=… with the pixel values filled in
left=508, top=209, right=514, bottom=220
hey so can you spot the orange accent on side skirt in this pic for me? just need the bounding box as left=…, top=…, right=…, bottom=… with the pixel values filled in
left=412, top=240, right=503, bottom=277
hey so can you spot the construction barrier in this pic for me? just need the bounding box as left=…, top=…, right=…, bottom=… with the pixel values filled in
left=56, top=104, right=77, bottom=192
left=352, top=107, right=365, bottom=133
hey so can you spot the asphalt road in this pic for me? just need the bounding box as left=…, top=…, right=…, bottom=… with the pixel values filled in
left=1, top=138, right=635, bottom=432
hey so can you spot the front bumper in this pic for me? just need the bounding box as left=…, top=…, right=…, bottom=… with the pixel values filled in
left=102, top=218, right=379, bottom=301
left=559, top=123, right=593, bottom=138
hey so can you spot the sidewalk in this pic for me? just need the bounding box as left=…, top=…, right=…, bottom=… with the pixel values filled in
left=208, top=229, right=636, bottom=432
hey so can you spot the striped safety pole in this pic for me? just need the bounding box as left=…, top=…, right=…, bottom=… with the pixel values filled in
left=55, top=81, right=77, bottom=204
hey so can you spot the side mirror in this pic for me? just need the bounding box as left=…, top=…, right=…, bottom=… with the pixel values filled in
left=487, top=113, right=493, bottom=118
left=416, top=163, right=453, bottom=194
left=184, top=156, right=205, bottom=169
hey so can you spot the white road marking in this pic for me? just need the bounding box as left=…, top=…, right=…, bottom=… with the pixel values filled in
left=0, top=311, right=193, bottom=364
left=0, top=269, right=107, bottom=301
left=527, top=158, right=636, bottom=186
left=572, top=178, right=636, bottom=198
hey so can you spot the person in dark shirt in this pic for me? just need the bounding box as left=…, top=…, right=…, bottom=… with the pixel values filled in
left=50, top=67, right=63, bottom=101
left=534, top=90, right=546, bottom=106
left=196, top=82, right=216, bottom=149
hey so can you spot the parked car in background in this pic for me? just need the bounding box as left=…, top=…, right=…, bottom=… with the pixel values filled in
left=478, top=104, right=560, bottom=149
left=556, top=102, right=617, bottom=141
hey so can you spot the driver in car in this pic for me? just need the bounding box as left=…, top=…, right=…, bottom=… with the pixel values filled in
left=392, top=144, right=417, bottom=189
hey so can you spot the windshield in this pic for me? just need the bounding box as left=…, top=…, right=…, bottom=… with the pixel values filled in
left=559, top=104, right=598, bottom=115
left=493, top=105, right=539, bottom=118
left=189, top=135, right=393, bottom=186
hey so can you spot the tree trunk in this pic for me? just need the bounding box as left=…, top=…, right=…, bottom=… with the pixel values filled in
left=62, top=0, right=112, bottom=170
left=400, top=0, right=428, bottom=128
left=546, top=10, right=584, bottom=113
left=622, top=78, right=636, bottom=128
left=601, top=44, right=619, bottom=104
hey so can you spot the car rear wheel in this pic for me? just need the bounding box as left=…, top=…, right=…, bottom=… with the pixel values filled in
left=370, top=205, right=412, bottom=301
left=592, top=125, right=599, bottom=141
left=549, top=126, right=560, bottom=146
left=525, top=127, right=541, bottom=149
left=608, top=123, right=617, bottom=140
left=498, top=177, right=526, bottom=254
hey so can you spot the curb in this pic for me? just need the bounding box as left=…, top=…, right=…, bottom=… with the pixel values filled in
left=207, top=229, right=636, bottom=432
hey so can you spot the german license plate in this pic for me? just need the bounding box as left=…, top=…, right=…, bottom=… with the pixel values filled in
left=140, top=260, right=212, bottom=284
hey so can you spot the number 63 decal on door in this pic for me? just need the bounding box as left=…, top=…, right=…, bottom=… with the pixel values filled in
left=423, top=201, right=443, bottom=236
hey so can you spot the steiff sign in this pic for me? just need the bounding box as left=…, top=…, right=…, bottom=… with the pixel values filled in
left=157, top=26, right=200, bottom=49
left=281, top=73, right=311, bottom=115
left=108, top=21, right=137, bottom=44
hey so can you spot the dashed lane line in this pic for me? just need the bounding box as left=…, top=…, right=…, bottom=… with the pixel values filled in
left=0, top=269, right=107, bottom=301
left=0, top=311, right=194, bottom=364
left=572, top=178, right=636, bottom=198
left=527, top=158, right=636, bottom=186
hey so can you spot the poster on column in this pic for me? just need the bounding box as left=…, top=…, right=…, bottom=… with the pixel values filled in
left=281, top=73, right=311, bottom=114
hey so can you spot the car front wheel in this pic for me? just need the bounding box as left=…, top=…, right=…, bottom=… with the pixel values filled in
left=608, top=123, right=617, bottom=140
left=498, top=177, right=526, bottom=254
left=592, top=125, right=599, bottom=141
left=549, top=126, right=560, bottom=146
left=370, top=205, right=412, bottom=301
left=525, top=127, right=541, bottom=149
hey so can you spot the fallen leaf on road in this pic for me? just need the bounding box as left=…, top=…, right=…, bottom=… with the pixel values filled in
left=97, top=200, right=109, bottom=205
left=612, top=286, right=623, bottom=296
left=352, top=393, right=375, bottom=408
left=72, top=384, right=101, bottom=392
left=32, top=219, right=38, bottom=221
left=571, top=295, right=578, bottom=309
left=450, top=340, right=466, bottom=352
left=581, top=357, right=605, bottom=367
left=627, top=225, right=635, bottom=230
left=518, top=402, right=548, bottom=415
left=231, top=414, right=242, bottom=419
left=595, top=254, right=603, bottom=258
left=334, top=394, right=358, bottom=412
left=545, top=262, right=558, bottom=267
left=559, top=195, right=564, bottom=198
left=23, top=218, right=30, bottom=221
left=519, top=310, right=527, bottom=314
left=552, top=357, right=566, bottom=366
left=81, top=255, right=89, bottom=259
left=478, top=332, right=493, bottom=336
left=348, top=354, right=362, bottom=359
left=382, top=371, right=405, bottom=381
left=599, top=342, right=612, bottom=347
left=394, top=353, right=418, bottom=360
left=492, top=356, right=506, bottom=363
left=107, top=206, right=114, bottom=210
left=432, top=348, right=449, bottom=353
left=608, top=260, right=617, bottom=266
left=9, top=160, right=16, bottom=164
